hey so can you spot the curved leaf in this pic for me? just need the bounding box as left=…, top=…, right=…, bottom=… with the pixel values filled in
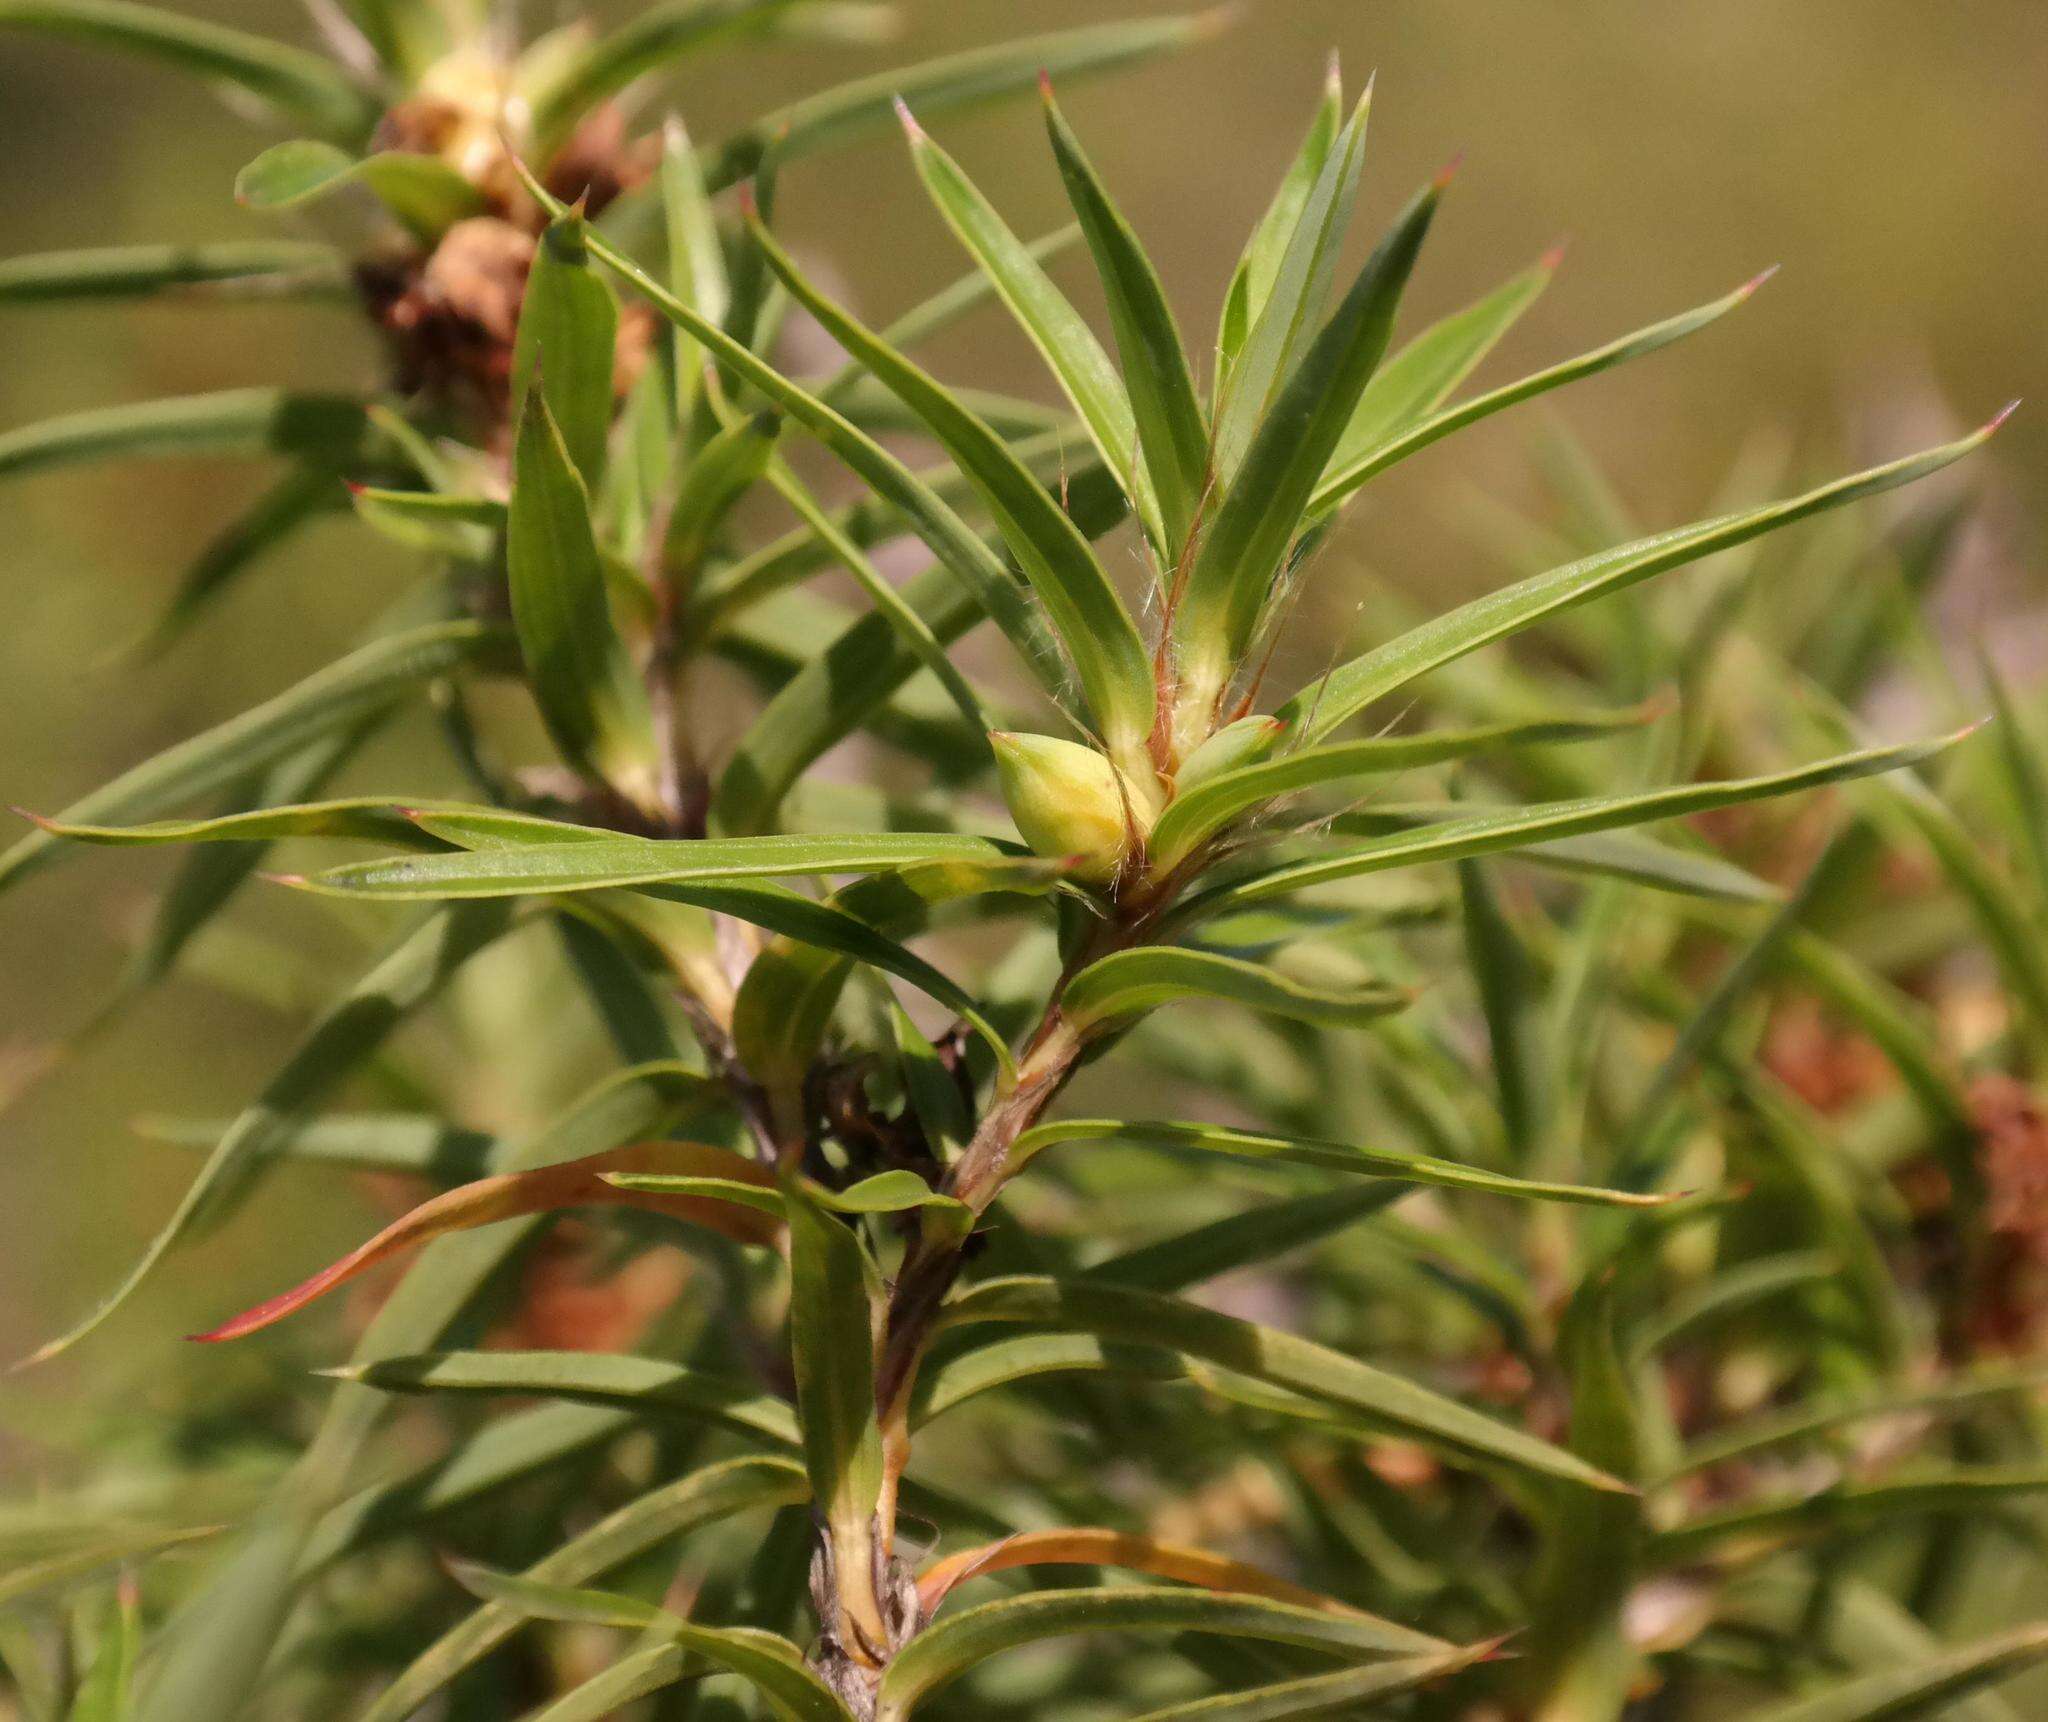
left=877, top=1585, right=1449, bottom=1721
left=1741, top=1622, right=2048, bottom=1722
left=191, top=1138, right=780, bottom=1342
left=1128, top=1645, right=1497, bottom=1721
left=1011, top=1117, right=1677, bottom=1209
left=235, top=140, right=484, bottom=242
left=0, top=241, right=348, bottom=304
left=0, top=387, right=364, bottom=482
left=1061, top=947, right=1408, bottom=1031
left=939, top=1276, right=1629, bottom=1493
left=0, top=0, right=378, bottom=137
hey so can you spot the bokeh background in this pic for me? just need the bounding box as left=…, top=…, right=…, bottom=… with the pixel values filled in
left=1, top=0, right=2042, bottom=1450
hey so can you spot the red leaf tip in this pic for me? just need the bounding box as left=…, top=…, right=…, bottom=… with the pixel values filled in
left=1036, top=67, right=1054, bottom=102
left=1539, top=235, right=1571, bottom=272
left=1985, top=397, right=2022, bottom=436
left=735, top=181, right=758, bottom=220
left=257, top=871, right=308, bottom=889
left=1432, top=150, right=1465, bottom=191
left=1737, top=263, right=1781, bottom=298
left=7, top=805, right=56, bottom=832
left=892, top=95, right=924, bottom=139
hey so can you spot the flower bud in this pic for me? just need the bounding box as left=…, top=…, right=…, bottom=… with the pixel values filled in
left=991, top=732, right=1149, bottom=883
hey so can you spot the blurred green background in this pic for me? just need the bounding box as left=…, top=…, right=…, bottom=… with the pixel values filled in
left=1, top=0, right=2042, bottom=1444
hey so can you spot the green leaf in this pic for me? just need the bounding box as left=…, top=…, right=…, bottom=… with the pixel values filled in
left=1216, top=60, right=1342, bottom=393
left=0, top=1525, right=217, bottom=1607
left=331, top=1350, right=801, bottom=1455
left=750, top=215, right=1156, bottom=761
left=0, top=241, right=348, bottom=304
left=1182, top=733, right=1966, bottom=913
left=1210, top=82, right=1370, bottom=480
left=1321, top=252, right=1555, bottom=486
left=0, top=0, right=379, bottom=137
left=513, top=214, right=621, bottom=490
left=698, top=15, right=1220, bottom=191
left=1061, top=946, right=1406, bottom=1031
left=1739, top=1621, right=2048, bottom=1722
left=67, top=1581, right=141, bottom=1722
left=1980, top=647, right=2048, bottom=914
left=1091, top=1183, right=1406, bottom=1294
left=289, top=830, right=1007, bottom=898
left=1513, top=828, right=1782, bottom=901
left=1283, top=417, right=2006, bottom=741
left=452, top=1568, right=851, bottom=1721
left=348, top=486, right=500, bottom=558
left=0, top=621, right=493, bottom=896
left=508, top=390, right=663, bottom=812
left=877, top=1586, right=1449, bottom=1721
left=903, top=102, right=1160, bottom=554
left=138, top=1111, right=496, bottom=1181
left=940, top=1276, right=1630, bottom=1493
left=0, top=388, right=364, bottom=483
left=665, top=409, right=780, bottom=578
left=1044, top=84, right=1209, bottom=558
left=783, top=1185, right=888, bottom=1651
left=1150, top=708, right=1645, bottom=869
left=1176, top=176, right=1442, bottom=708
left=527, top=0, right=810, bottom=152
left=1126, top=1646, right=1495, bottom=1721
left=18, top=903, right=512, bottom=1365
left=1311, top=271, right=1768, bottom=511
left=234, top=140, right=485, bottom=243
left=1011, top=1118, right=1677, bottom=1209
left=521, top=183, right=1077, bottom=727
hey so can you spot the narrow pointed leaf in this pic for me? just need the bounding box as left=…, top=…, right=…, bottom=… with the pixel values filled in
left=752, top=215, right=1155, bottom=757
left=235, top=140, right=484, bottom=242
left=1045, top=85, right=1209, bottom=555
left=1012, top=1117, right=1676, bottom=1208
left=940, top=1276, right=1630, bottom=1492
left=1285, top=419, right=2004, bottom=740
left=0, top=241, right=348, bottom=304
left=508, top=392, right=664, bottom=811
left=1128, top=1646, right=1498, bottom=1721
left=1061, top=947, right=1407, bottom=1031
left=903, top=104, right=1159, bottom=552
left=1186, top=733, right=1966, bottom=911
left=1740, top=1621, right=2048, bottom=1722
left=0, top=0, right=379, bottom=136
left=68, top=1580, right=141, bottom=1722
left=512, top=214, right=620, bottom=489
left=191, top=1139, right=779, bottom=1343
left=0, top=387, right=364, bottom=482
left=877, top=1585, right=1451, bottom=1721
left=452, top=1567, right=851, bottom=1721
left=1178, top=178, right=1442, bottom=698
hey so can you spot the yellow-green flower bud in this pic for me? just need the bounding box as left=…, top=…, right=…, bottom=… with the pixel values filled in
left=991, top=732, right=1149, bottom=883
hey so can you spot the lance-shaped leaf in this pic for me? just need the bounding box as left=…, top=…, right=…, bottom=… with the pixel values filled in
left=1283, top=415, right=2009, bottom=741
left=0, top=240, right=348, bottom=304
left=1320, top=250, right=1556, bottom=488
left=610, top=1170, right=973, bottom=1237
left=1739, top=1621, right=2048, bottom=1722
left=0, top=0, right=380, bottom=137
left=518, top=181, right=1076, bottom=720
left=1176, top=176, right=1442, bottom=706
left=1151, top=707, right=1647, bottom=868
left=360, top=1456, right=809, bottom=1722
left=191, top=1140, right=780, bottom=1343
left=69, top=1579, right=142, bottom=1722
left=515, top=1645, right=690, bottom=1720
left=235, top=140, right=485, bottom=243
left=329, top=1350, right=802, bottom=1451
left=349, top=486, right=500, bottom=558
left=1210, top=80, right=1371, bottom=480
left=1181, top=732, right=1966, bottom=913
left=940, top=1276, right=1629, bottom=1492
left=0, top=387, right=364, bottom=482
left=1090, top=1182, right=1407, bottom=1294
left=1043, top=84, right=1209, bottom=555
left=902, top=100, right=1161, bottom=553
left=751, top=216, right=1156, bottom=760
left=508, top=392, right=665, bottom=812
left=1312, top=272, right=1765, bottom=513
left=666, top=410, right=780, bottom=578
left=911, top=1333, right=1194, bottom=1428
left=26, top=797, right=470, bottom=850
left=1216, top=59, right=1343, bottom=391
left=0, top=1525, right=219, bottom=1608
left=876, top=1585, right=1453, bottom=1721
left=1125, top=1647, right=1500, bottom=1722
left=20, top=903, right=512, bottom=1365
left=139, top=1110, right=497, bottom=1181
left=1061, top=947, right=1408, bottom=1032
left=1651, top=1468, right=2048, bottom=1567
left=512, top=214, right=620, bottom=490
left=1011, top=1117, right=1676, bottom=1209
left=784, top=1185, right=889, bottom=1653
left=699, top=15, right=1221, bottom=190
left=288, top=829, right=1008, bottom=898
left=917, top=1528, right=1388, bottom=1617
left=451, top=1567, right=851, bottom=1721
